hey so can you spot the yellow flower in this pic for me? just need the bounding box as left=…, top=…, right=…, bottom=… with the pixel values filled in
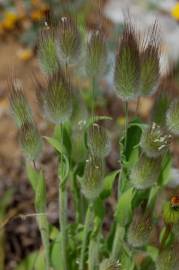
left=171, top=3, right=179, bottom=20
left=31, top=9, right=45, bottom=21
left=0, top=23, right=4, bottom=34
left=17, top=48, right=33, bottom=61
left=117, top=117, right=125, bottom=126
left=3, top=11, right=18, bottom=30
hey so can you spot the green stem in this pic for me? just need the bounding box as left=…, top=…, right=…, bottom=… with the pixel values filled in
left=124, top=101, right=128, bottom=153
left=91, top=76, right=96, bottom=120
left=79, top=203, right=93, bottom=270
left=88, top=217, right=101, bottom=270
left=112, top=101, right=129, bottom=260
left=58, top=123, right=68, bottom=270
left=88, top=234, right=100, bottom=270
left=136, top=97, right=141, bottom=116
left=160, top=223, right=173, bottom=251
left=111, top=224, right=125, bottom=260
left=59, top=185, right=68, bottom=270
left=36, top=213, right=50, bottom=270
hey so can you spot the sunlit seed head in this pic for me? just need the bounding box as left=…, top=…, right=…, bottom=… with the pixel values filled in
left=81, top=155, right=104, bottom=200
left=56, top=16, right=81, bottom=64
left=86, top=29, right=107, bottom=79
left=9, top=79, right=32, bottom=127
left=114, top=21, right=140, bottom=101
left=166, top=99, right=179, bottom=135
left=140, top=123, right=171, bottom=158
left=139, top=21, right=161, bottom=96
left=99, top=258, right=120, bottom=270
left=127, top=208, right=152, bottom=247
left=19, top=122, right=42, bottom=161
left=130, top=154, right=161, bottom=190
left=38, top=27, right=59, bottom=75
left=156, top=248, right=179, bottom=270
left=87, top=123, right=111, bottom=158
left=43, top=71, right=73, bottom=124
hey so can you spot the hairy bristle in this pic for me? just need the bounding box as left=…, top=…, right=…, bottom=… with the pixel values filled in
left=86, top=29, right=107, bottom=78
left=127, top=208, right=152, bottom=247
left=139, top=20, right=161, bottom=96
left=140, top=123, right=171, bottom=158
left=56, top=15, right=81, bottom=64
left=81, top=155, right=104, bottom=200
left=43, top=70, right=73, bottom=124
left=114, top=21, right=140, bottom=101
left=38, top=26, right=59, bottom=75
left=87, top=123, right=111, bottom=158
left=19, top=122, right=42, bottom=161
left=99, top=258, right=120, bottom=270
left=166, top=99, right=179, bottom=135
left=130, top=154, right=161, bottom=189
left=9, top=79, right=32, bottom=127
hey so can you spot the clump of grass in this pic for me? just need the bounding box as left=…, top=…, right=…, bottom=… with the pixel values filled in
left=8, top=11, right=179, bottom=270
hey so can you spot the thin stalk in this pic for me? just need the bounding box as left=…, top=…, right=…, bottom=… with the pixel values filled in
left=136, top=97, right=141, bottom=116
left=91, top=76, right=96, bottom=120
left=36, top=213, right=50, bottom=270
left=160, top=223, right=173, bottom=251
left=79, top=203, right=93, bottom=270
left=59, top=185, right=68, bottom=270
left=112, top=101, right=129, bottom=259
left=111, top=224, right=125, bottom=260
left=88, top=234, right=100, bottom=270
left=124, top=101, right=128, bottom=153
left=58, top=123, right=68, bottom=270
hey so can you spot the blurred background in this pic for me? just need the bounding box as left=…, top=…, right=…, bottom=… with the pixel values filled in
left=1, top=0, right=179, bottom=269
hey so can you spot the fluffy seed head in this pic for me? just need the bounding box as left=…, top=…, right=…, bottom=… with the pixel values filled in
left=19, top=122, right=42, bottom=161
left=9, top=79, right=32, bottom=127
left=152, top=90, right=170, bottom=126
left=163, top=199, right=179, bottom=225
left=130, top=154, right=160, bottom=189
left=38, top=26, right=59, bottom=75
left=139, top=21, right=160, bottom=96
left=87, top=123, right=111, bottom=158
left=140, top=123, right=171, bottom=158
left=86, top=29, right=107, bottom=78
left=166, top=99, right=179, bottom=135
left=156, top=248, right=179, bottom=270
left=114, top=22, right=140, bottom=101
left=81, top=155, right=104, bottom=200
left=127, top=209, right=152, bottom=247
left=99, top=258, right=120, bottom=270
left=42, top=71, right=72, bottom=124
left=56, top=16, right=81, bottom=64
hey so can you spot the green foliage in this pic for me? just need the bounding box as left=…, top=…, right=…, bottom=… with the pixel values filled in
left=115, top=188, right=134, bottom=226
